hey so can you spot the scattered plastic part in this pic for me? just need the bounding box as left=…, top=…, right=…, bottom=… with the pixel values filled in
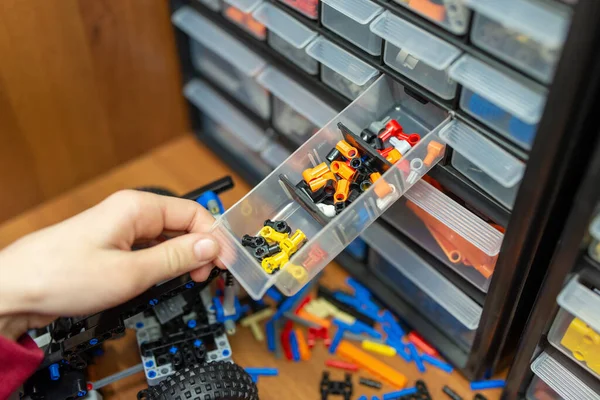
left=442, top=385, right=463, bottom=400
left=265, top=287, right=283, bottom=303
left=49, top=364, right=60, bottom=381
left=281, top=320, right=294, bottom=360
left=295, top=329, right=311, bottom=361
left=359, top=377, right=382, bottom=389
left=294, top=295, right=312, bottom=314
left=362, top=341, right=396, bottom=357
left=93, top=363, right=145, bottom=390
left=308, top=326, right=332, bottom=348
left=266, top=320, right=276, bottom=352
left=245, top=368, right=278, bottom=384
left=240, top=308, right=274, bottom=342
left=329, top=324, right=346, bottom=354
left=358, top=397, right=368, bottom=400
left=420, top=353, right=453, bottom=373
left=320, top=371, right=353, bottom=400
left=325, top=359, right=359, bottom=371
left=407, top=331, right=438, bottom=356
left=474, top=394, right=488, bottom=400
left=298, top=309, right=332, bottom=328
left=382, top=387, right=418, bottom=400
left=406, top=343, right=426, bottom=373
left=336, top=341, right=407, bottom=388
left=283, top=311, right=320, bottom=328
left=469, top=380, right=506, bottom=390
left=385, top=339, right=411, bottom=363
left=289, top=330, right=301, bottom=362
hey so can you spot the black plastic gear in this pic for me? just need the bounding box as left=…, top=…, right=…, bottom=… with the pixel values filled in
left=144, top=361, right=258, bottom=400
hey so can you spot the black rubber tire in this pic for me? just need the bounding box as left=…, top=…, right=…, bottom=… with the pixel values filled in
left=150, top=361, right=259, bottom=400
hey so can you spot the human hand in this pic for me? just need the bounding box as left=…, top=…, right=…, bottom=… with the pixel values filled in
left=0, top=190, right=222, bottom=340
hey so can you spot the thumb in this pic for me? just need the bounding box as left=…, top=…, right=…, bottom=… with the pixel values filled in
left=130, top=233, right=220, bottom=284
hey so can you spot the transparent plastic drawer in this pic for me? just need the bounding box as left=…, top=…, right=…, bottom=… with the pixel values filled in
left=547, top=276, right=600, bottom=380
left=172, top=7, right=271, bottom=119
left=370, top=11, right=462, bottom=99
left=449, top=55, right=547, bottom=150
left=210, top=75, right=450, bottom=299
left=464, top=0, right=571, bottom=84
left=184, top=79, right=273, bottom=179
left=258, top=67, right=338, bottom=145
left=439, top=120, right=526, bottom=209
left=589, top=215, right=600, bottom=263
left=195, top=0, right=222, bottom=12
left=363, top=221, right=482, bottom=349
left=529, top=352, right=600, bottom=400
left=391, top=0, right=471, bottom=35
left=223, top=0, right=267, bottom=40
left=260, top=141, right=291, bottom=170
left=306, top=37, right=380, bottom=100
left=385, top=179, right=504, bottom=292
left=276, top=0, right=319, bottom=19
left=321, top=0, right=383, bottom=56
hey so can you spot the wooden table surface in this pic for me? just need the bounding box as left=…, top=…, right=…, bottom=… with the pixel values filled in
left=0, top=135, right=503, bottom=400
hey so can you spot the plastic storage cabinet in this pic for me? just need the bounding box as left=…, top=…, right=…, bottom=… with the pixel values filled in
left=257, top=67, right=338, bottom=145
left=253, top=3, right=319, bottom=75
left=306, top=37, right=380, bottom=100
left=362, top=221, right=482, bottom=350
left=209, top=75, right=450, bottom=299
left=589, top=215, right=600, bottom=263
left=320, top=0, right=383, bottom=56
left=526, top=352, right=600, bottom=400
left=370, top=11, right=462, bottom=100
left=195, top=0, right=222, bottom=12
left=222, top=0, right=267, bottom=40
left=548, top=276, right=600, bottom=380
left=276, top=0, right=319, bottom=20
left=172, top=8, right=271, bottom=120
left=391, top=0, right=471, bottom=35
left=384, top=179, right=505, bottom=293
left=448, top=55, right=548, bottom=150
left=464, top=0, right=571, bottom=85
left=261, top=142, right=291, bottom=170
left=439, top=120, right=526, bottom=210
left=184, top=79, right=274, bottom=179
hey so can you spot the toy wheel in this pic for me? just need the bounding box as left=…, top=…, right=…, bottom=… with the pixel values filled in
left=146, top=361, right=258, bottom=400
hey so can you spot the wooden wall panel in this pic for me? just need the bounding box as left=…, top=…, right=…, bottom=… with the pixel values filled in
left=0, top=0, right=188, bottom=223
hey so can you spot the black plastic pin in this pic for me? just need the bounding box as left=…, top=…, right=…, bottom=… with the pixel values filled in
left=359, top=377, right=382, bottom=389
left=474, top=394, right=488, bottom=400
left=326, top=148, right=343, bottom=163
left=264, top=219, right=291, bottom=234
left=443, top=385, right=463, bottom=400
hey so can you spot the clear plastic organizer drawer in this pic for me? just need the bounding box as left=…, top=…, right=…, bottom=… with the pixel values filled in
left=260, top=141, right=291, bottom=170
left=257, top=67, right=339, bottom=145
left=172, top=7, right=271, bottom=120
left=276, top=0, right=319, bottom=19
left=449, top=55, right=547, bottom=150
left=528, top=351, right=600, bottom=400
left=306, top=37, right=380, bottom=100
left=548, top=275, right=600, bottom=380
left=210, top=75, right=450, bottom=299
left=384, top=179, right=504, bottom=292
left=589, top=215, right=600, bottom=263
left=464, top=0, right=571, bottom=84
left=363, top=221, right=482, bottom=350
left=321, top=0, right=383, bottom=56
left=370, top=11, right=462, bottom=100
left=252, top=3, right=319, bottom=75
left=184, top=79, right=274, bottom=179
left=391, top=0, right=471, bottom=35
left=439, top=120, right=526, bottom=210
left=223, top=0, right=267, bottom=40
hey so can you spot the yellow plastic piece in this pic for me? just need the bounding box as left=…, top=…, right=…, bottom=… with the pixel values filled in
left=302, top=162, right=330, bottom=183
left=261, top=251, right=289, bottom=274
left=280, top=229, right=307, bottom=256
left=362, top=340, right=397, bottom=357
left=385, top=149, right=402, bottom=164
left=336, top=140, right=359, bottom=159
left=240, top=308, right=274, bottom=326
left=308, top=172, right=336, bottom=192
left=258, top=226, right=289, bottom=243
left=561, top=317, right=600, bottom=374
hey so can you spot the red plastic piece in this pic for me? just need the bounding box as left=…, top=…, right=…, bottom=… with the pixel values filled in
left=308, top=326, right=331, bottom=349
left=303, top=245, right=327, bottom=270
left=325, top=359, right=359, bottom=371
left=397, top=132, right=421, bottom=147
left=407, top=331, right=439, bottom=356
left=295, top=295, right=312, bottom=315
left=378, top=120, right=403, bottom=142
left=87, top=383, right=93, bottom=391
left=377, top=147, right=395, bottom=157
left=281, top=321, right=294, bottom=360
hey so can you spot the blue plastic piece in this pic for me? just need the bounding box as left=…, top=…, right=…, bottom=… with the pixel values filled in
left=385, top=339, right=411, bottom=362
left=509, top=117, right=536, bottom=146
left=193, top=339, right=203, bottom=348
left=185, top=282, right=195, bottom=289
left=149, top=299, right=159, bottom=306
left=470, top=380, right=506, bottom=390
left=145, top=360, right=154, bottom=368
left=169, top=346, right=178, bottom=355
left=49, top=363, right=60, bottom=381
left=265, top=287, right=283, bottom=302
left=148, top=370, right=156, bottom=378
left=468, top=93, right=505, bottom=120
left=346, top=238, right=368, bottom=260
left=334, top=292, right=379, bottom=316
left=406, top=343, right=426, bottom=373
left=349, top=320, right=382, bottom=339
left=213, top=296, right=248, bottom=323
left=357, top=396, right=368, bottom=400
left=329, top=322, right=347, bottom=354
left=420, top=353, right=453, bottom=373
left=266, top=320, right=276, bottom=352
left=93, top=348, right=104, bottom=357
left=382, top=387, right=418, bottom=399
left=196, top=191, right=224, bottom=215
left=135, top=322, right=144, bottom=329
left=245, top=368, right=279, bottom=376
left=77, top=391, right=87, bottom=397
left=222, top=349, right=231, bottom=357
left=187, top=319, right=197, bottom=328
left=289, top=331, right=300, bottom=362
left=89, top=338, right=98, bottom=346
left=372, top=397, right=380, bottom=400
left=380, top=311, right=405, bottom=337
left=272, top=282, right=313, bottom=321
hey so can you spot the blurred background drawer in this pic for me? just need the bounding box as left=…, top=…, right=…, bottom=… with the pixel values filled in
left=195, top=0, right=223, bottom=12
left=390, top=0, right=471, bottom=35
left=439, top=120, right=526, bottom=210
left=362, top=222, right=482, bottom=350
left=589, top=215, right=600, bottom=264
left=464, top=0, right=571, bottom=84
left=449, top=55, right=547, bottom=150
left=276, top=0, right=320, bottom=19
left=321, top=0, right=383, bottom=56
left=223, top=0, right=267, bottom=40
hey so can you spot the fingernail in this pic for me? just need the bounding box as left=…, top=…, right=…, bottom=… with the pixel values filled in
left=193, top=238, right=218, bottom=260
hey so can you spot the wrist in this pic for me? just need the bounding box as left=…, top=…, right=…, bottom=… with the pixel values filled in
left=0, top=314, right=29, bottom=342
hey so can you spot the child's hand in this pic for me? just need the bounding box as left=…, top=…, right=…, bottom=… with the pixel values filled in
left=0, top=190, right=222, bottom=340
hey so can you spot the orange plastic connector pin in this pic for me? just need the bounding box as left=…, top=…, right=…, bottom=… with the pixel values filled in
left=337, top=341, right=407, bottom=388
left=303, top=162, right=330, bottom=183
left=308, top=173, right=336, bottom=192
left=408, top=0, right=446, bottom=22
left=386, top=149, right=402, bottom=164
left=370, top=172, right=382, bottom=183
left=424, top=141, right=445, bottom=167
left=298, top=309, right=331, bottom=328
left=334, top=179, right=350, bottom=203
left=295, top=329, right=311, bottom=361
left=336, top=140, right=359, bottom=159
left=331, top=161, right=356, bottom=181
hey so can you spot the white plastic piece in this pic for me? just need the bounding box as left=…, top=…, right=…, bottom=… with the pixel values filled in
left=257, top=67, right=337, bottom=128
left=321, top=0, right=383, bottom=24
left=463, top=0, right=570, bottom=49
left=361, top=221, right=482, bottom=329
left=172, top=7, right=266, bottom=77
left=370, top=11, right=461, bottom=71
left=317, top=203, right=337, bottom=218
left=590, top=215, right=600, bottom=241
left=531, top=352, right=600, bottom=400
left=252, top=3, right=317, bottom=48
left=440, top=120, right=525, bottom=188
left=305, top=37, right=379, bottom=85
left=557, top=276, right=600, bottom=333
left=33, top=332, right=52, bottom=348
left=183, top=80, right=270, bottom=152
left=223, top=0, right=263, bottom=13
left=448, top=55, right=547, bottom=125
left=389, top=137, right=411, bottom=155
